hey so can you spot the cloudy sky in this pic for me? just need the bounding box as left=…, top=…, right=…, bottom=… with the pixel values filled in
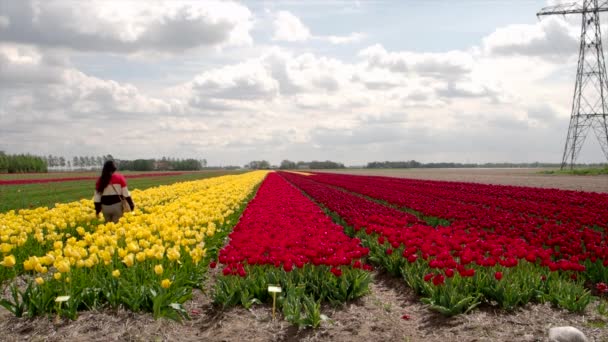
left=1, top=0, right=606, bottom=166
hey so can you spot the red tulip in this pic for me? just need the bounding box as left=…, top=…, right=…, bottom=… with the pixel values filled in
left=432, top=274, right=445, bottom=286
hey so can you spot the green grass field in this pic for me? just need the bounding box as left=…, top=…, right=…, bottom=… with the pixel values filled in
left=0, top=171, right=244, bottom=212
left=539, top=167, right=608, bottom=176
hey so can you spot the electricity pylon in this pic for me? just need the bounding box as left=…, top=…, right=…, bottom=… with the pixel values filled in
left=537, top=0, right=608, bottom=169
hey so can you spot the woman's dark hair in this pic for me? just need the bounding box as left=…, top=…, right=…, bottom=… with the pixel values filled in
left=96, top=160, right=117, bottom=193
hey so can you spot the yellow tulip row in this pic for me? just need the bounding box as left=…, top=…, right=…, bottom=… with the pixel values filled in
left=0, top=175, right=240, bottom=256
left=1, top=171, right=268, bottom=277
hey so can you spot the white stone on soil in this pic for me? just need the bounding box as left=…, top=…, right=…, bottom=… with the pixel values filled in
left=548, top=326, right=588, bottom=342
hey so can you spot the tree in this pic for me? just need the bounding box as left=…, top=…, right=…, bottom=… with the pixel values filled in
left=280, top=159, right=297, bottom=169
left=3, top=153, right=47, bottom=173
left=0, top=151, right=9, bottom=172
left=247, top=160, right=270, bottom=169
left=308, top=160, right=345, bottom=169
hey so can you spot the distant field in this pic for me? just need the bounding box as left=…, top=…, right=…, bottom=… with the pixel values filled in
left=0, top=170, right=193, bottom=181
left=322, top=168, right=608, bottom=193
left=0, top=170, right=244, bottom=212
left=0, top=172, right=98, bottom=180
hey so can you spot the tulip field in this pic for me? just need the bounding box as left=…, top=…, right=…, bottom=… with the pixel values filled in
left=1, top=170, right=608, bottom=332
left=0, top=171, right=267, bottom=320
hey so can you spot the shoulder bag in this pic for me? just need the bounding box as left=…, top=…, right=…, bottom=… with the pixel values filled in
left=111, top=184, right=132, bottom=213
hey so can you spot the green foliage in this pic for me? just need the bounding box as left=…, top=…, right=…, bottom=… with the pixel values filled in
left=1, top=255, right=201, bottom=320
left=0, top=282, right=33, bottom=317
left=597, top=298, right=608, bottom=317
left=0, top=153, right=47, bottom=173
left=584, top=259, right=608, bottom=284
left=214, top=265, right=370, bottom=327
left=546, top=277, right=592, bottom=312
left=540, top=166, right=608, bottom=175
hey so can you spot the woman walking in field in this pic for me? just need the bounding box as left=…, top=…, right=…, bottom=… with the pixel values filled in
left=94, top=160, right=135, bottom=223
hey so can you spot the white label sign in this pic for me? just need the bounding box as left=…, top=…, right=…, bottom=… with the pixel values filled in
left=55, top=296, right=70, bottom=302
left=268, top=286, right=282, bottom=293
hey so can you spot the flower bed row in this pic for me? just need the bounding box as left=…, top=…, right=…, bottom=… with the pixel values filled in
left=280, top=172, right=596, bottom=315
left=0, top=172, right=249, bottom=284
left=0, top=171, right=267, bottom=320
left=306, top=172, right=608, bottom=283
left=0, top=172, right=185, bottom=186
left=214, top=172, right=371, bottom=327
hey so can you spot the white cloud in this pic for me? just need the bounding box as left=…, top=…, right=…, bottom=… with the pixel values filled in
left=0, top=15, right=9, bottom=29
left=0, top=1, right=253, bottom=53
left=186, top=60, right=279, bottom=105
left=272, top=11, right=311, bottom=42
left=1, top=1, right=603, bottom=165
left=326, top=32, right=366, bottom=44
left=0, top=44, right=70, bottom=87
left=359, top=44, right=474, bottom=80
left=482, top=16, right=578, bottom=60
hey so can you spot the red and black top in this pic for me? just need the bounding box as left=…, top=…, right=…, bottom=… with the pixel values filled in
left=93, top=173, right=134, bottom=214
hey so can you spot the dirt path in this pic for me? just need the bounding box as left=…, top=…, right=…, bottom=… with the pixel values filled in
left=1, top=271, right=606, bottom=341
left=327, top=168, right=608, bottom=193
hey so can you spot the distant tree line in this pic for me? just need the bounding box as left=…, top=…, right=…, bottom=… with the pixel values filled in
left=0, top=151, right=48, bottom=173
left=246, top=160, right=271, bottom=170
left=38, top=154, right=114, bottom=170
left=1, top=151, right=210, bottom=173
left=365, top=161, right=607, bottom=169
left=117, top=157, right=207, bottom=171
left=278, top=160, right=346, bottom=169
left=245, top=159, right=346, bottom=170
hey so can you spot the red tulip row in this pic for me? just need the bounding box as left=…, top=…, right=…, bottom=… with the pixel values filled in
left=309, top=173, right=608, bottom=228
left=214, top=172, right=372, bottom=326
left=303, top=172, right=608, bottom=278
left=279, top=172, right=598, bottom=313
left=279, top=172, right=546, bottom=275
left=218, top=172, right=370, bottom=274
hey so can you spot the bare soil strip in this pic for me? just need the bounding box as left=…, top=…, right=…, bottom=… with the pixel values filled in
left=327, top=168, right=608, bottom=193
left=1, top=270, right=606, bottom=341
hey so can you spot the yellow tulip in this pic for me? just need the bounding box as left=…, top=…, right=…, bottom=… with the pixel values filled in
left=122, top=253, right=134, bottom=267
left=154, top=264, right=163, bottom=275
left=112, top=269, right=120, bottom=278
left=35, top=277, right=44, bottom=285
left=56, top=260, right=70, bottom=273
left=0, top=243, right=13, bottom=254
left=135, top=252, right=146, bottom=263
left=1, top=255, right=16, bottom=268
left=167, top=247, right=180, bottom=261
left=161, top=278, right=171, bottom=289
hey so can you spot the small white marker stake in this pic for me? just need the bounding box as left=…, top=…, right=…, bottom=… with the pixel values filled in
left=54, top=296, right=70, bottom=323
left=268, top=285, right=282, bottom=320
left=55, top=296, right=70, bottom=302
